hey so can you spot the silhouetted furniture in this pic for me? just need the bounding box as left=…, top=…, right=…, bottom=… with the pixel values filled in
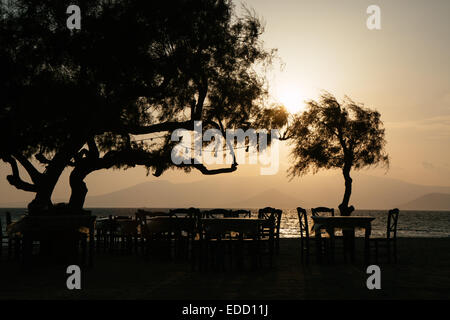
left=297, top=207, right=310, bottom=263
left=8, top=213, right=96, bottom=266
left=223, top=209, right=251, bottom=218
left=95, top=216, right=114, bottom=252
left=202, top=208, right=231, bottom=218
left=0, top=215, right=4, bottom=259
left=135, top=210, right=171, bottom=228
left=311, top=206, right=355, bottom=261
left=169, top=208, right=201, bottom=218
left=297, top=207, right=331, bottom=264
left=311, top=207, right=335, bottom=217
left=234, top=209, right=251, bottom=218
left=95, top=215, right=132, bottom=253
left=369, top=209, right=400, bottom=263
left=173, top=215, right=198, bottom=262
left=258, top=207, right=282, bottom=254
left=141, top=216, right=178, bottom=260
left=311, top=216, right=375, bottom=264
left=199, top=218, right=263, bottom=271
left=115, top=219, right=139, bottom=254
left=2, top=212, right=22, bottom=261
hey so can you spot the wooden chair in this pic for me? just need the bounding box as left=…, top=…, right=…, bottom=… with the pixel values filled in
left=310, top=207, right=353, bottom=263
left=169, top=207, right=200, bottom=218
left=258, top=207, right=282, bottom=254
left=135, top=210, right=170, bottom=227
left=370, top=208, right=400, bottom=263
left=203, top=208, right=230, bottom=218
left=0, top=216, right=4, bottom=259
left=1, top=212, right=21, bottom=261
left=311, top=207, right=334, bottom=217
left=115, top=220, right=139, bottom=254
left=141, top=216, right=177, bottom=260
left=297, top=207, right=331, bottom=264
left=199, top=218, right=260, bottom=271
left=297, top=207, right=310, bottom=263
left=230, top=209, right=251, bottom=218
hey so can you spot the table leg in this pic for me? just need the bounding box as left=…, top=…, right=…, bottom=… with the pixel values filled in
left=89, top=226, right=94, bottom=267
left=328, top=227, right=335, bottom=263
left=343, top=228, right=356, bottom=263
left=315, top=229, right=322, bottom=264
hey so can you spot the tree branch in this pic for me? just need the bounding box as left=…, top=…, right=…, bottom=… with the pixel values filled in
left=124, top=120, right=194, bottom=135
left=35, top=153, right=51, bottom=165
left=187, top=162, right=238, bottom=175
left=193, top=163, right=237, bottom=175
left=11, top=153, right=41, bottom=185
left=3, top=156, right=37, bottom=192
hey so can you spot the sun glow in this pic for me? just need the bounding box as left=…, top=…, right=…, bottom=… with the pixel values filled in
left=276, top=86, right=307, bottom=114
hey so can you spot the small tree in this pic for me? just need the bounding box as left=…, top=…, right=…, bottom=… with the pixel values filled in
left=287, top=92, right=389, bottom=216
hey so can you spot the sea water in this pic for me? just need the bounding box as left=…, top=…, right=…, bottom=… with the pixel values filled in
left=1, top=208, right=450, bottom=238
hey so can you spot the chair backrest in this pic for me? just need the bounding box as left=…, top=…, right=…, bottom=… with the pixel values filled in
left=169, top=207, right=199, bottom=217
left=231, top=209, right=251, bottom=218
left=203, top=208, right=230, bottom=218
left=142, top=217, right=175, bottom=236
left=203, top=219, right=259, bottom=239
left=258, top=207, right=282, bottom=236
left=311, top=207, right=334, bottom=217
left=135, top=210, right=170, bottom=225
left=387, top=208, right=400, bottom=240
left=296, top=207, right=309, bottom=239
left=117, top=220, right=139, bottom=235
left=222, top=210, right=238, bottom=218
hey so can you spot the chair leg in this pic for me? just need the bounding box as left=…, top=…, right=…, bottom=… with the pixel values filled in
left=393, top=241, right=398, bottom=263
left=375, top=241, right=379, bottom=264
left=387, top=243, right=391, bottom=263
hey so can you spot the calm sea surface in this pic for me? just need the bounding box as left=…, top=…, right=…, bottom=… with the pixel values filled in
left=1, top=208, right=450, bottom=238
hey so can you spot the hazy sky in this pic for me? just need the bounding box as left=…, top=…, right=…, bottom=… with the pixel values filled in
left=240, top=0, right=450, bottom=185
left=1, top=0, right=449, bottom=205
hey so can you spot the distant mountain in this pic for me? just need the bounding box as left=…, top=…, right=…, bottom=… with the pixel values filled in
left=3, top=173, right=450, bottom=210
left=399, top=193, right=450, bottom=210
left=229, top=188, right=309, bottom=209
left=82, top=174, right=450, bottom=209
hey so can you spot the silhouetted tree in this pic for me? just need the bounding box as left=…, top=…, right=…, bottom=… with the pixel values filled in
left=287, top=92, right=389, bottom=216
left=0, top=0, right=287, bottom=213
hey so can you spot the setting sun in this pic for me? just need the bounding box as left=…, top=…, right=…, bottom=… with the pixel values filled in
left=276, top=86, right=306, bottom=114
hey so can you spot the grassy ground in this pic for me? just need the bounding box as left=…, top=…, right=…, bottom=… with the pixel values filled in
left=0, top=238, right=449, bottom=299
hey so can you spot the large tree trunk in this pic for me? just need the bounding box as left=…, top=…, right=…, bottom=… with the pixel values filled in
left=28, top=173, right=62, bottom=215
left=69, top=167, right=89, bottom=210
left=339, top=164, right=353, bottom=216
left=28, top=139, right=86, bottom=215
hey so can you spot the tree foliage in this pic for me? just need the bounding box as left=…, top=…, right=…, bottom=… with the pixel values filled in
left=0, top=0, right=287, bottom=212
left=287, top=92, right=389, bottom=215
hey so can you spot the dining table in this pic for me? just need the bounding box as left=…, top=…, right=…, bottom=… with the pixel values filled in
left=201, top=217, right=266, bottom=238
left=7, top=214, right=96, bottom=266
left=200, top=217, right=268, bottom=270
left=311, top=216, right=375, bottom=265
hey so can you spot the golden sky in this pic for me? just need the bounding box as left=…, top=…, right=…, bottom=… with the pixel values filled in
left=241, top=0, right=450, bottom=184
left=1, top=0, right=449, bottom=206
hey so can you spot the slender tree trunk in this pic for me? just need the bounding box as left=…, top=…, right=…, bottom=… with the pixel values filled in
left=339, top=164, right=353, bottom=216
